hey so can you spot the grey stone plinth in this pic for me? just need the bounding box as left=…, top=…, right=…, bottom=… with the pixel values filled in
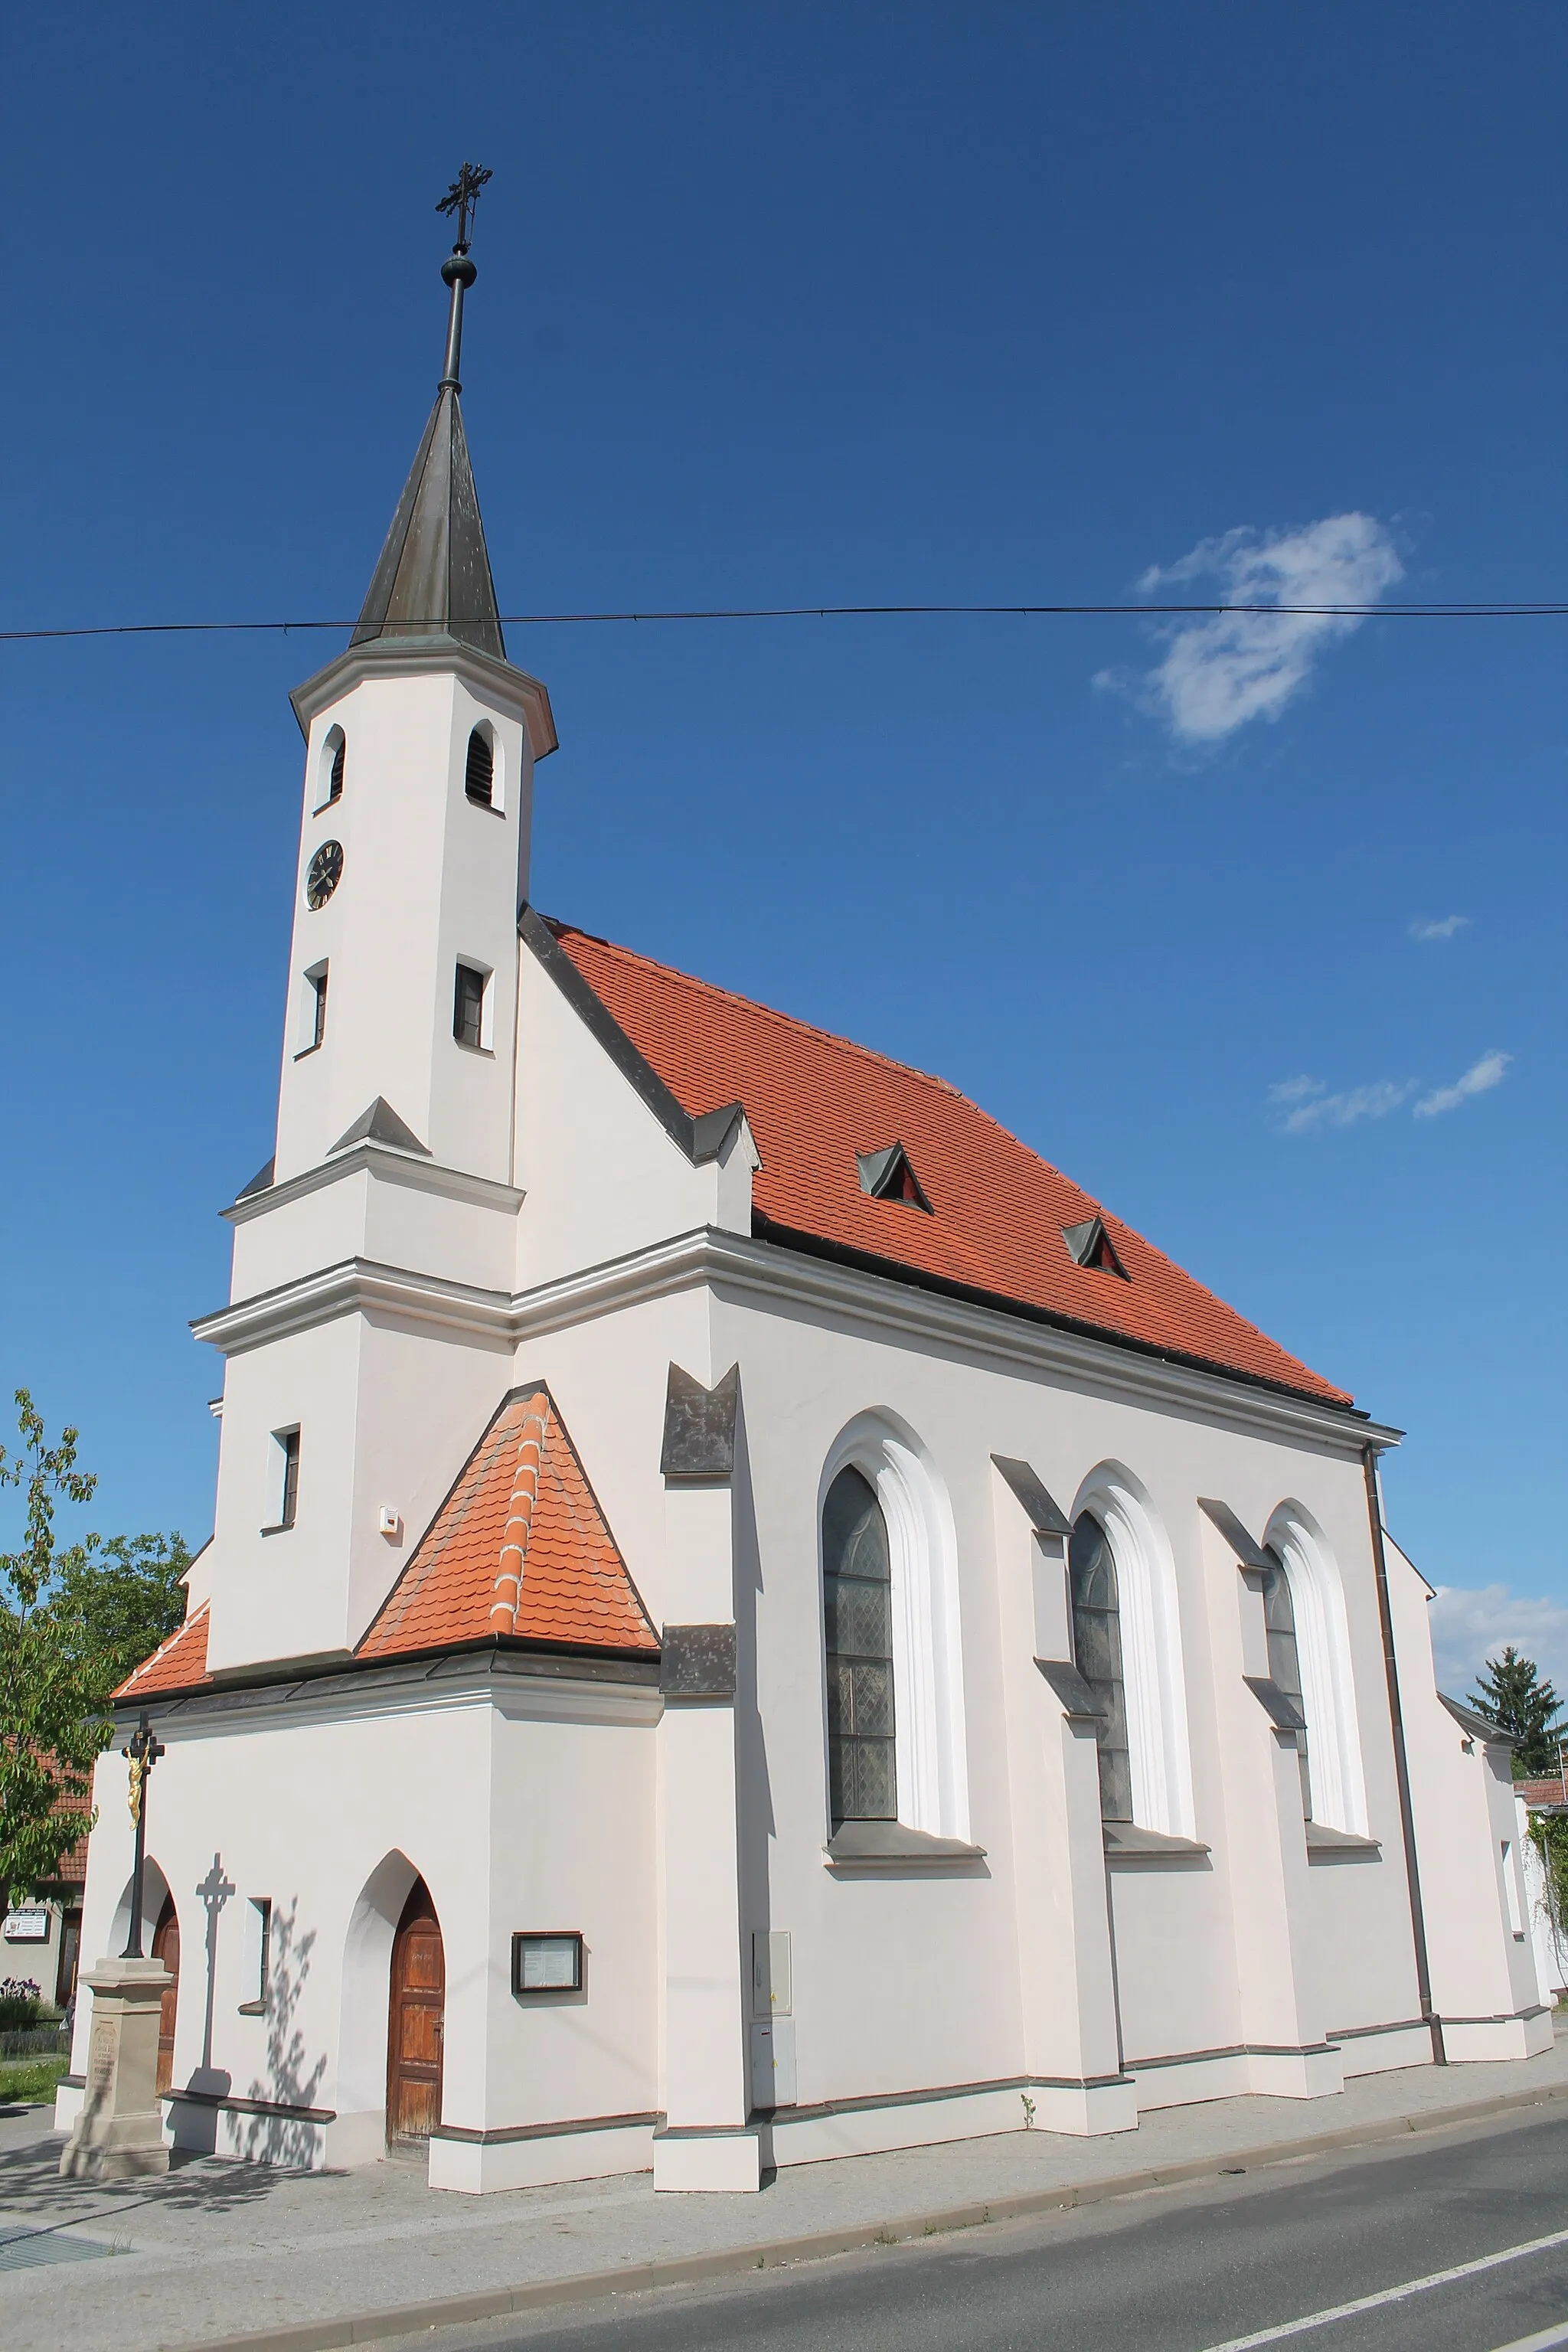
left=58, top=1957, right=174, bottom=2180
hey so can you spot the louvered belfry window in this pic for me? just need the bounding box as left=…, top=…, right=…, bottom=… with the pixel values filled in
left=328, top=736, right=345, bottom=802
left=823, top=1465, right=897, bottom=1826
left=1261, top=1550, right=1312, bottom=1820
left=1070, top=1511, right=1133, bottom=1821
left=465, top=727, right=495, bottom=805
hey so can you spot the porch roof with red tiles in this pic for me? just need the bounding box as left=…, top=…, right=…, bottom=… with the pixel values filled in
left=116, top=1602, right=212, bottom=1700
left=545, top=921, right=1351, bottom=1408
left=359, top=1386, right=658, bottom=1661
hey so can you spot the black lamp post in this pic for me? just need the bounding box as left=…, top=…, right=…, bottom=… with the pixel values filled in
left=119, top=1712, right=165, bottom=1960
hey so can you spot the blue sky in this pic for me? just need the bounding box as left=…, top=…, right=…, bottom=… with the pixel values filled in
left=2, top=4, right=1563, bottom=1692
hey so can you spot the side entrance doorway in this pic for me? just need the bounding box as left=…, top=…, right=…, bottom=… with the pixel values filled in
left=152, top=1895, right=180, bottom=2096
left=387, top=1879, right=445, bottom=2145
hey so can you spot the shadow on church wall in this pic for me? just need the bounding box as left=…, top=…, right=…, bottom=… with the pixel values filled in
left=242, top=1897, right=328, bottom=2168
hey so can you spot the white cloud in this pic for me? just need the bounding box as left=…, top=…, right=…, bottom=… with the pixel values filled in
left=1414, top=1049, right=1511, bottom=1119
left=1410, top=915, right=1471, bottom=942
left=1278, top=1078, right=1416, bottom=1134
left=1269, top=1075, right=1325, bottom=1105
left=1270, top=1048, right=1511, bottom=1133
left=1112, top=512, right=1403, bottom=744
left=1428, top=1582, right=1568, bottom=1707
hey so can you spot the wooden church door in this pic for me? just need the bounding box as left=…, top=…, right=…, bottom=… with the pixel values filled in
left=386, top=1880, right=445, bottom=2145
left=152, top=1896, right=180, bottom=2096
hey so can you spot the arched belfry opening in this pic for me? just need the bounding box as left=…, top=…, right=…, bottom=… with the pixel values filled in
left=386, top=1877, right=445, bottom=2146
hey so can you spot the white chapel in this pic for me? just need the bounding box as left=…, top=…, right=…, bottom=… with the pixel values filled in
left=60, top=213, right=1550, bottom=2194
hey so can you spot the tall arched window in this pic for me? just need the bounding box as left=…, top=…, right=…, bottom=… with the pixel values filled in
left=1070, top=1464, right=1196, bottom=1838
left=1070, top=1511, right=1133, bottom=1821
left=1261, top=1549, right=1312, bottom=1820
left=1262, top=1504, right=1368, bottom=1834
left=822, top=1466, right=897, bottom=1826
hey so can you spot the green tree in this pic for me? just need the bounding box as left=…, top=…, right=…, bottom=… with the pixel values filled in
left=57, top=1528, right=191, bottom=1698
left=0, top=1391, right=190, bottom=1923
left=1468, top=1645, right=1565, bottom=1777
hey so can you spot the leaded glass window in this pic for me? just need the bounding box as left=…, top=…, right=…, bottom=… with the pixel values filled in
left=1262, top=1550, right=1312, bottom=1821
left=453, top=962, right=485, bottom=1049
left=1070, top=1511, right=1132, bottom=1822
left=823, top=1465, right=897, bottom=1826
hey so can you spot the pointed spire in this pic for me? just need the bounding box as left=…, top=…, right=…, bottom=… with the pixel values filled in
left=351, top=165, right=505, bottom=661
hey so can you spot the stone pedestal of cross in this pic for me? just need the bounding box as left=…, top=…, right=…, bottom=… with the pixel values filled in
left=58, top=1958, right=175, bottom=2180
left=60, top=1713, right=174, bottom=2180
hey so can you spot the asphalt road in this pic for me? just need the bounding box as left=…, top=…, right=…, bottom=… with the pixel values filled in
left=432, top=2109, right=1568, bottom=2352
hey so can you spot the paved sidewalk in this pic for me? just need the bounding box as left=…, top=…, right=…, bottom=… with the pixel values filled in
left=4, top=2028, right=1566, bottom=2352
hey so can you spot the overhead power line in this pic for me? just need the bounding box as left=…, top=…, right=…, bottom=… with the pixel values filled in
left=0, top=599, right=1563, bottom=646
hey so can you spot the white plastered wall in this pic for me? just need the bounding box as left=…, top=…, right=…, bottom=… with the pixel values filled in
left=60, top=1681, right=658, bottom=2183
left=275, top=666, right=536, bottom=1190
left=1387, top=1531, right=1554, bottom=2060
left=205, top=1308, right=513, bottom=1671
left=511, top=945, right=754, bottom=1296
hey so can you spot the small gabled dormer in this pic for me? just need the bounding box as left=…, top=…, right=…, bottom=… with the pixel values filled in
left=856, top=1142, right=932, bottom=1213
left=1062, top=1214, right=1128, bottom=1279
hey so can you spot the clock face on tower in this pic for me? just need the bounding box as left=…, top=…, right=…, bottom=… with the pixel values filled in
left=305, top=840, right=344, bottom=910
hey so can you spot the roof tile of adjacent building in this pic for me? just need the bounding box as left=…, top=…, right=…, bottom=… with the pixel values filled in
left=548, top=922, right=1351, bottom=1407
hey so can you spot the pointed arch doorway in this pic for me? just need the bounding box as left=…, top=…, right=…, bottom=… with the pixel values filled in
left=152, top=1894, right=180, bottom=2096
left=386, top=1879, right=444, bottom=2146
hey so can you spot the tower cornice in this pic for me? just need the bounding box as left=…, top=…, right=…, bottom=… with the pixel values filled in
left=289, top=635, right=557, bottom=757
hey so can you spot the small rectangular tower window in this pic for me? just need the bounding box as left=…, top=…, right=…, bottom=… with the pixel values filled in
left=239, top=1897, right=272, bottom=2011
left=453, top=961, right=489, bottom=1050
left=280, top=1430, right=300, bottom=1527
left=310, top=968, right=328, bottom=1050
left=266, top=1427, right=301, bottom=1532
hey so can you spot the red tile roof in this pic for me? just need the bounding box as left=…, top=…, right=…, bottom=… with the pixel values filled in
left=47, top=1792, right=92, bottom=1887
left=1516, top=1777, right=1568, bottom=1808
left=358, top=1386, right=658, bottom=1660
left=548, top=923, right=1350, bottom=1406
left=116, top=1602, right=212, bottom=1700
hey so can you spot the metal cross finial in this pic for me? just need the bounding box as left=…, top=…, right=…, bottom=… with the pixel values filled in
left=119, top=1711, right=166, bottom=1960
left=437, top=162, right=493, bottom=256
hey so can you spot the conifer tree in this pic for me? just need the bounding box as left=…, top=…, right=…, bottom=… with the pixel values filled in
left=1468, top=1645, right=1564, bottom=1777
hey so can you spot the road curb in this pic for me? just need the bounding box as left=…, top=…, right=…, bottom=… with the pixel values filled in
left=186, top=2080, right=1568, bottom=2352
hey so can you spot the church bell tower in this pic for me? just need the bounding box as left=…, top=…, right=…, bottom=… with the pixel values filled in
left=274, top=168, right=556, bottom=1189
left=198, top=171, right=555, bottom=1675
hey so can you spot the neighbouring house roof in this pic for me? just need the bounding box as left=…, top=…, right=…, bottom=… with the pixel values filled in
left=543, top=920, right=1351, bottom=1408
left=1515, top=1776, right=1568, bottom=1808
left=114, top=1387, right=658, bottom=1702
left=44, top=1792, right=91, bottom=1890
